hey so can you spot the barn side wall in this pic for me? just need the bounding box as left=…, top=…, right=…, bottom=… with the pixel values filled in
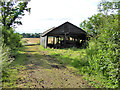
left=40, top=36, right=48, bottom=48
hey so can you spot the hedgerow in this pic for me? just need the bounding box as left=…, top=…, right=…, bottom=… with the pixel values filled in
left=80, top=1, right=120, bottom=88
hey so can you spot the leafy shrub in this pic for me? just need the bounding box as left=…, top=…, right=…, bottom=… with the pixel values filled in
left=2, top=26, right=23, bottom=56
left=80, top=12, right=119, bottom=88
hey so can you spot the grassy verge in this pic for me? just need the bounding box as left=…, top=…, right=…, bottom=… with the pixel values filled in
left=2, top=46, right=28, bottom=88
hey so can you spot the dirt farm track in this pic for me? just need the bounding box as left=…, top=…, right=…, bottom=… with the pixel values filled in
left=13, top=38, right=93, bottom=88
left=15, top=45, right=92, bottom=88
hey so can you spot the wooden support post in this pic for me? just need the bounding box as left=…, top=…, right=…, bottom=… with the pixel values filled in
left=77, top=38, right=79, bottom=44
left=74, top=38, right=75, bottom=41
left=44, top=36, right=48, bottom=48
left=63, top=35, right=66, bottom=47
left=60, top=37, right=62, bottom=46
left=53, top=36, right=55, bottom=46
left=46, top=36, right=48, bottom=47
left=68, top=35, right=70, bottom=41
left=58, top=37, right=59, bottom=43
left=56, top=37, right=59, bottom=44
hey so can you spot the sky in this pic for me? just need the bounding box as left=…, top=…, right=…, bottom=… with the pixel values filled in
left=15, top=0, right=102, bottom=34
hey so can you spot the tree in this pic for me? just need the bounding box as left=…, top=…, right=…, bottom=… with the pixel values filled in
left=0, top=0, right=31, bottom=29
left=80, top=13, right=104, bottom=37
left=80, top=1, right=119, bottom=37
left=0, top=0, right=31, bottom=56
left=97, top=0, right=119, bottom=15
left=21, top=33, right=40, bottom=38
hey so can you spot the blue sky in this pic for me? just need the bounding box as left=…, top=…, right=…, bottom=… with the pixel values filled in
left=16, top=0, right=102, bottom=33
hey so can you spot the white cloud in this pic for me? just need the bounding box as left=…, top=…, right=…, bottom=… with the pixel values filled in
left=16, top=0, right=101, bottom=33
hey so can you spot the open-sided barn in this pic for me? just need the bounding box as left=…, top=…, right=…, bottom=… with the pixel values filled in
left=40, top=22, right=87, bottom=48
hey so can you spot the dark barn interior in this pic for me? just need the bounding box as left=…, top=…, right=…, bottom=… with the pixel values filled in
left=40, top=22, right=87, bottom=48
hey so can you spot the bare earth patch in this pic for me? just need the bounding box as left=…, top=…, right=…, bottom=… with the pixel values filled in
left=16, top=45, right=92, bottom=88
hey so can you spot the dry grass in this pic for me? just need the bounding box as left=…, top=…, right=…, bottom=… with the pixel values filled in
left=22, top=38, right=40, bottom=44
left=22, top=38, right=54, bottom=45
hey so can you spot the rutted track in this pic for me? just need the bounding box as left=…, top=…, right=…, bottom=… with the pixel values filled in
left=16, top=45, right=92, bottom=88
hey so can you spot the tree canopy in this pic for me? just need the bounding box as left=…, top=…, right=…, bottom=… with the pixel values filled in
left=0, top=0, right=31, bottom=29
left=21, top=33, right=41, bottom=38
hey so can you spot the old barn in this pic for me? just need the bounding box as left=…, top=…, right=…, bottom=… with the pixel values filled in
left=40, top=22, right=87, bottom=48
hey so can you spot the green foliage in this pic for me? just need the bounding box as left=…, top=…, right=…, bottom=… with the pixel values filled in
left=97, top=1, right=119, bottom=15
left=0, top=0, right=31, bottom=28
left=2, top=26, right=23, bottom=56
left=0, top=0, right=31, bottom=55
left=80, top=1, right=120, bottom=88
left=0, top=37, right=14, bottom=86
left=80, top=13, right=108, bottom=37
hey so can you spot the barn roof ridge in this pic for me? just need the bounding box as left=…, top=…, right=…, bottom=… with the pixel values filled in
left=41, top=21, right=87, bottom=37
